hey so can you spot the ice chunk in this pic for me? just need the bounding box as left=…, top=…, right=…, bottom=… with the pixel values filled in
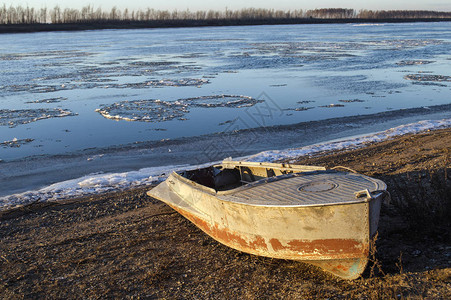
left=0, top=108, right=77, bottom=128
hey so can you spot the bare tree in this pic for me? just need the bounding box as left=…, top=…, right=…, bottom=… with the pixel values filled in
left=0, top=5, right=450, bottom=25
left=110, top=6, right=118, bottom=21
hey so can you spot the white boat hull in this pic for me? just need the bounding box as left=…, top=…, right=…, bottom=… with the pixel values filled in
left=148, top=163, right=386, bottom=280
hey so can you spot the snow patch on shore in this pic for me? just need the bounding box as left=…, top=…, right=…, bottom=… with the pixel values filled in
left=245, top=118, right=451, bottom=162
left=1, top=118, right=450, bottom=211
left=0, top=165, right=186, bottom=210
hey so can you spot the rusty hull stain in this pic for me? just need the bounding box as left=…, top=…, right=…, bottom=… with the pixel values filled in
left=170, top=205, right=268, bottom=253
left=309, top=257, right=368, bottom=279
left=269, top=238, right=366, bottom=256
left=169, top=204, right=367, bottom=261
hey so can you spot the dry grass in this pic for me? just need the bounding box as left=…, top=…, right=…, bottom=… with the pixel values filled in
left=390, top=168, right=450, bottom=231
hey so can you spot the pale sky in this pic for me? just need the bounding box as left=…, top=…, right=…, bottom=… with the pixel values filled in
left=3, top=0, right=451, bottom=11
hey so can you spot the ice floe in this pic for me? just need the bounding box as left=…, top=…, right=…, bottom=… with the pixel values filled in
left=404, top=74, right=451, bottom=82
left=0, top=108, right=77, bottom=128
left=314, top=75, right=407, bottom=93
left=0, top=50, right=93, bottom=61
left=181, top=95, right=262, bottom=108
left=284, top=107, right=314, bottom=112
left=352, top=24, right=385, bottom=26
left=25, top=97, right=68, bottom=104
left=396, top=60, right=435, bottom=66
left=319, top=104, right=346, bottom=108
left=96, top=95, right=262, bottom=123
left=1, top=138, right=34, bottom=148
left=1, top=78, right=210, bottom=94
left=127, top=78, right=209, bottom=88
left=95, top=99, right=189, bottom=123
left=338, top=99, right=365, bottom=103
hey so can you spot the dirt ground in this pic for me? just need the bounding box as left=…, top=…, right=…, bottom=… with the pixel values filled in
left=1, top=129, right=450, bottom=299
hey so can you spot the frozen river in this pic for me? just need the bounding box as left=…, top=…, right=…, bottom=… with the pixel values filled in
left=0, top=22, right=450, bottom=201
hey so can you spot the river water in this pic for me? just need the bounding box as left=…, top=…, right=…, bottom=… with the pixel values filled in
left=0, top=22, right=450, bottom=198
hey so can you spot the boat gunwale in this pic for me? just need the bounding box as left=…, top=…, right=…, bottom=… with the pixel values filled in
left=216, top=160, right=326, bottom=172
left=168, top=169, right=388, bottom=208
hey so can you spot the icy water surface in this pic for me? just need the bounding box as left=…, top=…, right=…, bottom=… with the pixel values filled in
left=0, top=22, right=451, bottom=196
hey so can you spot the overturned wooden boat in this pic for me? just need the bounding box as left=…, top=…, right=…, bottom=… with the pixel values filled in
left=147, top=160, right=389, bottom=279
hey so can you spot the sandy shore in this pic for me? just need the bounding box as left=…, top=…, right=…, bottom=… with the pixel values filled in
left=1, top=128, right=450, bottom=299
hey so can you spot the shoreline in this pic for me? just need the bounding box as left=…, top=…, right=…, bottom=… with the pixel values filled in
left=2, top=126, right=449, bottom=216
left=1, top=128, right=449, bottom=298
left=1, top=128, right=450, bottom=298
left=1, top=18, right=451, bottom=34
left=1, top=106, right=450, bottom=202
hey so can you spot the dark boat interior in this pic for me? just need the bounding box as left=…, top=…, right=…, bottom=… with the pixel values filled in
left=179, top=165, right=295, bottom=191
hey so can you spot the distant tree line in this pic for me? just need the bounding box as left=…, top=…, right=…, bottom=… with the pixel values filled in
left=0, top=5, right=450, bottom=25
left=357, top=9, right=451, bottom=19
